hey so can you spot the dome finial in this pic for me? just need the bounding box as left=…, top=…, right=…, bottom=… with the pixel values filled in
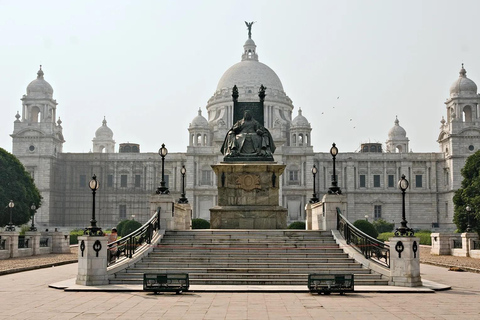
left=102, top=116, right=107, bottom=126
left=37, top=65, right=44, bottom=79
left=198, top=108, right=202, bottom=116
left=460, top=63, right=467, bottom=77
left=394, top=115, right=399, bottom=125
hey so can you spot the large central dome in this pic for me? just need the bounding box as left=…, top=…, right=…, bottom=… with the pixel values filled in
left=216, top=38, right=284, bottom=92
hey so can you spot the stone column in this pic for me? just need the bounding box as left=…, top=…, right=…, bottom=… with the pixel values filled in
left=76, top=236, right=109, bottom=286
left=174, top=203, right=192, bottom=230
left=461, top=232, right=478, bottom=258
left=430, top=233, right=455, bottom=255
left=305, top=203, right=313, bottom=230
left=320, top=193, right=347, bottom=231
left=50, top=230, right=71, bottom=253
left=0, top=232, right=19, bottom=258
left=150, top=193, right=175, bottom=231
left=25, top=231, right=41, bottom=255
left=309, top=202, right=323, bottom=230
left=389, top=236, right=422, bottom=287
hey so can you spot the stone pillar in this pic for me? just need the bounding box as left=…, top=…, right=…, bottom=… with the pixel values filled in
left=310, top=202, right=323, bottom=230
left=50, top=230, right=71, bottom=253
left=305, top=203, right=313, bottom=230
left=0, top=232, right=19, bottom=258
left=25, top=231, right=41, bottom=255
left=150, top=193, right=175, bottom=231
left=430, top=233, right=455, bottom=255
left=321, top=193, right=347, bottom=231
left=389, top=236, right=422, bottom=287
left=174, top=203, right=192, bottom=230
left=76, top=236, right=109, bottom=286
left=461, top=232, right=478, bottom=258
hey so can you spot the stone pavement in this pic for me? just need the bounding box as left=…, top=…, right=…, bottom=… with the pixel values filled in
left=0, top=263, right=479, bottom=319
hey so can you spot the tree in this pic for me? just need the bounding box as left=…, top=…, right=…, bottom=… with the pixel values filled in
left=0, top=148, right=42, bottom=227
left=353, top=220, right=378, bottom=239
left=453, top=150, right=480, bottom=234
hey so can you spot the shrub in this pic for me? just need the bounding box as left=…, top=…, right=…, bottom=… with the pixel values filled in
left=372, top=219, right=394, bottom=234
left=288, top=221, right=306, bottom=229
left=116, top=219, right=130, bottom=236
left=69, top=229, right=85, bottom=245
left=416, top=231, right=432, bottom=245
left=192, top=218, right=210, bottom=229
left=353, top=220, right=378, bottom=239
left=119, top=220, right=142, bottom=237
left=377, top=232, right=394, bottom=242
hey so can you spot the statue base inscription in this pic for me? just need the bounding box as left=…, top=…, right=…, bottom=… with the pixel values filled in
left=210, top=162, right=287, bottom=229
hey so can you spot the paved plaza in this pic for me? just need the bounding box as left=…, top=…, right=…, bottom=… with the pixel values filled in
left=0, top=262, right=478, bottom=319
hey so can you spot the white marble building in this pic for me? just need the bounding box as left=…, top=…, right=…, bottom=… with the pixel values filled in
left=10, top=35, right=480, bottom=231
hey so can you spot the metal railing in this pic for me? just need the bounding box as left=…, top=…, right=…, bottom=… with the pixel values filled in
left=107, top=208, right=161, bottom=266
left=453, top=239, right=463, bottom=249
left=473, top=240, right=480, bottom=250
left=18, top=236, right=29, bottom=249
left=0, top=238, right=5, bottom=250
left=337, top=208, right=390, bottom=268
left=40, top=238, right=49, bottom=247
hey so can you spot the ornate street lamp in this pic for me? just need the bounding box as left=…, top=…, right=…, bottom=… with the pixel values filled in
left=5, top=200, right=15, bottom=231
left=395, top=174, right=414, bottom=236
left=309, top=164, right=319, bottom=203
left=328, top=143, right=342, bottom=194
left=156, top=143, right=170, bottom=194
left=466, top=205, right=472, bottom=232
left=84, top=174, right=103, bottom=236
left=178, top=165, right=189, bottom=204
left=29, top=203, right=37, bottom=231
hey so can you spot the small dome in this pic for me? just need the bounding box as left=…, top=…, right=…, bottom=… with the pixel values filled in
left=190, top=109, right=208, bottom=128
left=449, top=64, right=477, bottom=97
left=26, top=66, right=54, bottom=99
left=388, top=117, right=407, bottom=139
left=244, top=38, right=256, bottom=46
left=291, top=109, right=310, bottom=127
left=95, top=117, right=114, bottom=139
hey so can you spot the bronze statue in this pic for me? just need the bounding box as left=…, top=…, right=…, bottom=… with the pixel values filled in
left=245, top=21, right=255, bottom=39
left=221, top=110, right=275, bottom=159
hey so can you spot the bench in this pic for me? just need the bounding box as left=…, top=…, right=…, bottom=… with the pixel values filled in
left=308, top=274, right=354, bottom=295
left=143, top=273, right=189, bottom=294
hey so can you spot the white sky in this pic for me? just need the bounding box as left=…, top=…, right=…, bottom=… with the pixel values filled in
left=1, top=0, right=479, bottom=154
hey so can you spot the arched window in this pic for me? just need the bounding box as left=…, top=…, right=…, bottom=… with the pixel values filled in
left=298, top=134, right=303, bottom=146
left=30, top=106, right=41, bottom=123
left=463, top=105, right=473, bottom=122
left=370, top=145, right=376, bottom=152
left=396, top=145, right=403, bottom=153
left=197, top=134, right=202, bottom=146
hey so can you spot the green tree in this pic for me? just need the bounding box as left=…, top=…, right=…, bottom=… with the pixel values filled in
left=0, top=148, right=42, bottom=227
left=353, top=220, right=378, bottom=239
left=118, top=220, right=142, bottom=237
left=453, top=150, right=480, bottom=234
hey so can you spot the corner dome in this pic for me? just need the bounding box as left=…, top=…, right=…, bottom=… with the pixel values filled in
left=450, top=64, right=477, bottom=97
left=388, top=117, right=407, bottom=139
left=26, top=66, right=54, bottom=99
left=216, top=61, right=284, bottom=92
left=292, top=109, right=310, bottom=127
left=95, top=118, right=114, bottom=139
left=190, top=109, right=208, bottom=128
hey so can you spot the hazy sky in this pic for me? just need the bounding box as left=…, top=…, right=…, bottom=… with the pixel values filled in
left=1, top=0, right=479, bottom=155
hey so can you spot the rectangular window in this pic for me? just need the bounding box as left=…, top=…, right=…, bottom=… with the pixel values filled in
left=388, top=175, right=394, bottom=188
left=374, top=205, right=382, bottom=219
left=107, top=175, right=113, bottom=187
left=135, top=175, right=141, bottom=188
left=415, top=174, right=422, bottom=188
left=373, top=175, right=381, bottom=188
left=359, top=175, right=366, bottom=188
left=289, top=170, right=299, bottom=185
left=201, top=170, right=211, bottom=185
left=79, top=175, right=86, bottom=188
left=164, top=175, right=169, bottom=188
left=121, top=175, right=127, bottom=188
left=119, top=205, right=126, bottom=219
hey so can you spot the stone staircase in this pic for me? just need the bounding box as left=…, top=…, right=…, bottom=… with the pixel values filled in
left=109, top=230, right=388, bottom=286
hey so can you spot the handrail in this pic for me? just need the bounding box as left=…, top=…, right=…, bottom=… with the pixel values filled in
left=107, top=207, right=161, bottom=266
left=336, top=208, right=390, bottom=268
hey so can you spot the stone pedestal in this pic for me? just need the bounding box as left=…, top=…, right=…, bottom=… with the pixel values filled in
left=462, top=232, right=478, bottom=258
left=150, top=193, right=175, bottom=230
left=430, top=233, right=456, bottom=255
left=0, top=232, right=19, bottom=258
left=309, top=194, right=347, bottom=231
left=389, top=236, right=422, bottom=287
left=174, top=203, right=192, bottom=230
left=50, top=231, right=71, bottom=253
left=25, top=231, right=41, bottom=255
left=76, top=236, right=109, bottom=286
left=210, top=162, right=287, bottom=229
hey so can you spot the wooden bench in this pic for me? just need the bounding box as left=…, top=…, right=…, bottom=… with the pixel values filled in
left=308, top=274, right=354, bottom=295
left=143, top=273, right=189, bottom=294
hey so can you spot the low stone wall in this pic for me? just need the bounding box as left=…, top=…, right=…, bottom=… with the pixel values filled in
left=431, top=232, right=480, bottom=258
left=0, top=230, right=69, bottom=260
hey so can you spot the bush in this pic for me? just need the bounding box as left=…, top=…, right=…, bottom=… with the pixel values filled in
left=70, top=229, right=85, bottom=245
left=192, top=218, right=210, bottom=229
left=116, top=220, right=130, bottom=236
left=416, top=231, right=432, bottom=245
left=372, top=219, right=394, bottom=234
left=288, top=221, right=306, bottom=229
left=119, top=220, right=142, bottom=237
left=353, top=220, right=378, bottom=239
left=377, top=232, right=394, bottom=242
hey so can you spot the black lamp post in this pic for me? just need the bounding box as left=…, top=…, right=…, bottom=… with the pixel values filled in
left=328, top=143, right=342, bottom=194
left=309, top=164, right=319, bottom=203
left=466, top=205, right=472, bottom=232
left=84, top=174, right=103, bottom=236
left=178, top=165, right=188, bottom=204
left=156, top=143, right=170, bottom=194
left=395, top=174, right=414, bottom=236
left=29, top=203, right=37, bottom=231
left=5, top=200, right=15, bottom=231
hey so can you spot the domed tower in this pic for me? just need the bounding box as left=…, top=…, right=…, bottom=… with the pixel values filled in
left=92, top=117, right=115, bottom=153
left=386, top=117, right=409, bottom=152
left=188, top=109, right=210, bottom=147
left=290, top=109, right=312, bottom=147
left=206, top=26, right=294, bottom=150
left=11, top=66, right=65, bottom=227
